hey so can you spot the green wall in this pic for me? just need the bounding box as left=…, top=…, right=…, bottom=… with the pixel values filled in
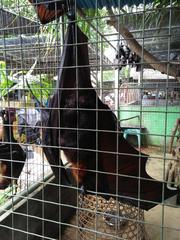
left=119, top=105, right=180, bottom=147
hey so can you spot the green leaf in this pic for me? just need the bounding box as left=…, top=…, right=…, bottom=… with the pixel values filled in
left=0, top=61, right=15, bottom=98
left=25, top=75, right=55, bottom=105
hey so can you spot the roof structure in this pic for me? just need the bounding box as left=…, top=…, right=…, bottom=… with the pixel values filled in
left=76, top=0, right=152, bottom=8
left=0, top=35, right=113, bottom=74
left=0, top=7, right=113, bottom=74
left=0, top=9, right=39, bottom=36
left=0, top=6, right=179, bottom=75
left=118, top=7, right=180, bottom=63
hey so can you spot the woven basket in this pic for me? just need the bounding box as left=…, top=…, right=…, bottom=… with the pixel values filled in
left=63, top=194, right=149, bottom=240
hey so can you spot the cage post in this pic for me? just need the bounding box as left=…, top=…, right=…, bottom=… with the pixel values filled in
left=114, top=69, right=119, bottom=117
left=99, top=35, right=103, bottom=100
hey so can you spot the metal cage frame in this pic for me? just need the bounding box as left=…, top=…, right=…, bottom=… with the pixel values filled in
left=0, top=0, right=179, bottom=239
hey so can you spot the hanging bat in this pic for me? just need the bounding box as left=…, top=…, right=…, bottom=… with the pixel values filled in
left=45, top=22, right=177, bottom=210
left=28, top=0, right=66, bottom=24
left=0, top=109, right=26, bottom=189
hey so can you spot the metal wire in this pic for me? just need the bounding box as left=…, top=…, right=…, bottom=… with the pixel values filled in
left=0, top=0, right=179, bottom=239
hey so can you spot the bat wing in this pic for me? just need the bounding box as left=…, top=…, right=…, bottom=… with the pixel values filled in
left=28, top=0, right=65, bottom=24
left=42, top=96, right=70, bottom=183
left=46, top=22, right=92, bottom=149
left=99, top=134, right=177, bottom=210
left=0, top=143, right=26, bottom=182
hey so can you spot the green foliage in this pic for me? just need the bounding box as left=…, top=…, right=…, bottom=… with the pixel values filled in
left=103, top=70, right=114, bottom=82
left=153, top=0, right=179, bottom=8
left=0, top=61, right=6, bottom=81
left=0, top=185, right=17, bottom=206
left=77, top=9, right=96, bottom=37
left=144, top=0, right=180, bottom=31
left=26, top=75, right=55, bottom=105
left=118, top=1, right=180, bottom=34
left=77, top=8, right=110, bottom=43
left=0, top=59, right=54, bottom=104
left=2, top=0, right=35, bottom=20
left=0, top=61, right=14, bottom=98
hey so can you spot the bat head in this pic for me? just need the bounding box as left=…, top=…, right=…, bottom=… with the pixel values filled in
left=0, top=109, right=26, bottom=189
left=0, top=143, right=26, bottom=189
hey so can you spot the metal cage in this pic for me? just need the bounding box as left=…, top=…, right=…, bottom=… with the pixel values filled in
left=0, top=0, right=179, bottom=239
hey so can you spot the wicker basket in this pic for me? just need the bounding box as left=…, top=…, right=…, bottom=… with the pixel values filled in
left=63, top=194, right=149, bottom=240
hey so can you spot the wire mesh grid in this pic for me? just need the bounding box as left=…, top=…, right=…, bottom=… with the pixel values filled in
left=0, top=0, right=180, bottom=239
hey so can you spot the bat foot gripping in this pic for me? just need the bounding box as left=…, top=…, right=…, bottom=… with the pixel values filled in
left=78, top=185, right=87, bottom=207
left=79, top=185, right=86, bottom=196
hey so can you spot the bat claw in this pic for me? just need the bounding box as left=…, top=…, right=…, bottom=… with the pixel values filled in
left=80, top=185, right=86, bottom=196
left=78, top=185, right=87, bottom=208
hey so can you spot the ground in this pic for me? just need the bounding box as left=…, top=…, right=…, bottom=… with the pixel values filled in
left=144, top=146, right=180, bottom=240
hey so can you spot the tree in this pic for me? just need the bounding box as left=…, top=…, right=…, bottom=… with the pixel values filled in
left=106, top=2, right=180, bottom=80
left=77, top=2, right=180, bottom=81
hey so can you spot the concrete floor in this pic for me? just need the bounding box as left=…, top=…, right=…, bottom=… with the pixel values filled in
left=144, top=147, right=180, bottom=240
left=145, top=203, right=180, bottom=240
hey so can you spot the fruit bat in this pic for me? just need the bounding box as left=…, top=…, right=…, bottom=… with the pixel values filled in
left=28, top=0, right=65, bottom=24
left=0, top=109, right=26, bottom=189
left=44, top=22, right=177, bottom=210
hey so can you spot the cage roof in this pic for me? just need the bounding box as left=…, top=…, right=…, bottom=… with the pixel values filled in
left=0, top=35, right=113, bottom=73
left=76, top=0, right=152, bottom=8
